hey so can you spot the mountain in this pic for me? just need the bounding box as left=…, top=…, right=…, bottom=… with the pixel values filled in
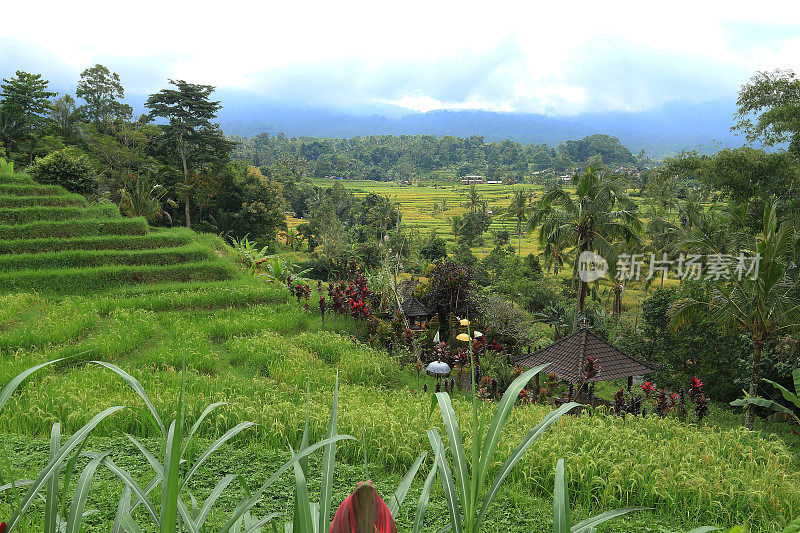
left=214, top=96, right=745, bottom=158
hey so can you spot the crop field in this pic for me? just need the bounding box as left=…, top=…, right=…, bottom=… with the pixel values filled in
left=301, top=178, right=684, bottom=315
left=2, top=171, right=799, bottom=532
left=308, top=178, right=543, bottom=254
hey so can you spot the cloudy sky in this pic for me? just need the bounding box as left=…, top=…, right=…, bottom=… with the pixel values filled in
left=2, top=0, right=800, bottom=116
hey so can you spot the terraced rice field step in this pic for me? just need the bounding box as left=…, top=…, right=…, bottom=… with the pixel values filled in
left=0, top=259, right=239, bottom=293
left=0, top=173, right=240, bottom=293
left=0, top=204, right=119, bottom=224
left=0, top=230, right=195, bottom=254
left=0, top=184, right=79, bottom=196
left=0, top=174, right=35, bottom=185
left=0, top=244, right=216, bottom=271
left=0, top=217, right=148, bottom=240
left=0, top=194, right=88, bottom=207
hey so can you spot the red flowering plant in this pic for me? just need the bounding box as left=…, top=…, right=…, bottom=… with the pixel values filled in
left=655, top=389, right=673, bottom=418
left=613, top=389, right=627, bottom=415
left=318, top=295, right=327, bottom=323
left=640, top=381, right=656, bottom=397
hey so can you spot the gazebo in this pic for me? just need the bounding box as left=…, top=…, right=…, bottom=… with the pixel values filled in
left=514, top=327, right=659, bottom=392
left=400, top=297, right=429, bottom=329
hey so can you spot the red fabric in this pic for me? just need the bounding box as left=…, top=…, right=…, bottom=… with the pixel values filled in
left=330, top=481, right=397, bottom=533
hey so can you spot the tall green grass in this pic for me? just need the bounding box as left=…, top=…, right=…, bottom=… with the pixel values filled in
left=0, top=204, right=119, bottom=224
left=0, top=244, right=215, bottom=272
left=0, top=259, right=239, bottom=293
left=0, top=231, right=194, bottom=254
left=0, top=218, right=148, bottom=239
left=0, top=194, right=87, bottom=207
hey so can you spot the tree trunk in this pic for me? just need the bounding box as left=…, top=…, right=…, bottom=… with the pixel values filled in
left=184, top=194, right=191, bottom=228
left=744, top=341, right=764, bottom=430
left=179, top=135, right=191, bottom=228
left=573, top=278, right=588, bottom=332
left=517, top=219, right=522, bottom=255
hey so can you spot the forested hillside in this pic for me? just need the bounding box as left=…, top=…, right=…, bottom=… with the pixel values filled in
left=232, top=132, right=646, bottom=181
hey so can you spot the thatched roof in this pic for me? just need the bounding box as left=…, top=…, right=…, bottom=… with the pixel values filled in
left=400, top=297, right=428, bottom=317
left=514, top=328, right=658, bottom=384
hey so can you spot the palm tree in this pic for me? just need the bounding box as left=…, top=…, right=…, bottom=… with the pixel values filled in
left=465, top=185, right=483, bottom=212
left=504, top=189, right=533, bottom=254
left=529, top=166, right=642, bottom=329
left=671, top=198, right=800, bottom=429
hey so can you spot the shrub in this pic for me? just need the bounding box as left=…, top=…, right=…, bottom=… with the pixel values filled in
left=29, top=147, right=97, bottom=195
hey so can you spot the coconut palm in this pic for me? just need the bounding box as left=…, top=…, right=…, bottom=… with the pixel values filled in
left=671, top=198, right=800, bottom=429
left=529, top=166, right=642, bottom=328
left=504, top=189, right=533, bottom=255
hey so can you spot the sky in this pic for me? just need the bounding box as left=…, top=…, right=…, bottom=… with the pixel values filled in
left=2, top=0, right=800, bottom=116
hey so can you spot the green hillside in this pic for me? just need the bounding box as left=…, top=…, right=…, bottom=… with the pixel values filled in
left=0, top=172, right=240, bottom=294
left=1, top=169, right=799, bottom=531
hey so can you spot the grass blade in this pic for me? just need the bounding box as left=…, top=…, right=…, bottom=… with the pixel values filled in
left=434, top=392, right=471, bottom=518
left=65, top=451, right=111, bottom=533
left=0, top=358, right=63, bottom=413
left=160, top=419, right=182, bottom=533
left=5, top=406, right=124, bottom=532
left=112, top=487, right=132, bottom=533
left=478, top=364, right=549, bottom=489
left=291, top=446, right=314, bottom=533
left=196, top=474, right=240, bottom=528
left=242, top=513, right=281, bottom=533
left=388, top=451, right=427, bottom=517
left=477, top=402, right=580, bottom=525
left=181, top=421, right=256, bottom=490
left=427, top=428, right=462, bottom=533
left=318, top=375, right=339, bottom=533
left=182, top=401, right=228, bottom=456
left=101, top=456, right=162, bottom=526
left=45, top=423, right=61, bottom=533
left=412, top=459, right=439, bottom=533
left=219, top=434, right=357, bottom=533
left=570, top=507, right=648, bottom=532
left=93, top=361, right=167, bottom=437
left=553, top=459, right=570, bottom=533
left=119, top=512, right=146, bottom=533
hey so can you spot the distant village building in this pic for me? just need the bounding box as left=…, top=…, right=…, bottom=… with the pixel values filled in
left=461, top=175, right=484, bottom=185
left=486, top=180, right=502, bottom=185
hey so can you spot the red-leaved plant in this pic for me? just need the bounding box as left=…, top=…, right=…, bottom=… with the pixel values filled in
left=330, top=481, right=397, bottom=533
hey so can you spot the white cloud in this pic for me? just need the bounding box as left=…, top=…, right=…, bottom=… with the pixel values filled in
left=2, top=0, right=800, bottom=113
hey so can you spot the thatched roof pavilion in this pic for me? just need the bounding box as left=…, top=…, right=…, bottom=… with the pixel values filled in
left=514, top=328, right=658, bottom=384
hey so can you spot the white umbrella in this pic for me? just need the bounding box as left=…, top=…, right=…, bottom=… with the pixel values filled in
left=426, top=361, right=451, bottom=374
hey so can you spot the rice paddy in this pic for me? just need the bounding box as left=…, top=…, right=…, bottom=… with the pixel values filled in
left=1, top=170, right=799, bottom=531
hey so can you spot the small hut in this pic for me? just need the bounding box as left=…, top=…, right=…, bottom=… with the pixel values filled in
left=400, top=297, right=429, bottom=329
left=514, top=327, right=658, bottom=394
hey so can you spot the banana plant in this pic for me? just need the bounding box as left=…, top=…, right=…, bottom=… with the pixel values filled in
left=730, top=368, right=800, bottom=425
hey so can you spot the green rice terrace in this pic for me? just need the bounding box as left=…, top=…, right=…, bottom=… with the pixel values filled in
left=1, top=167, right=799, bottom=532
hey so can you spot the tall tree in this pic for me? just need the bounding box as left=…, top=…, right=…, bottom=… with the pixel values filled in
left=76, top=64, right=132, bottom=131
left=145, top=80, right=235, bottom=227
left=504, top=188, right=532, bottom=254
left=671, top=199, right=800, bottom=429
left=0, top=71, right=56, bottom=163
left=530, top=166, right=641, bottom=327
left=733, top=69, right=800, bottom=156
left=49, top=94, right=80, bottom=144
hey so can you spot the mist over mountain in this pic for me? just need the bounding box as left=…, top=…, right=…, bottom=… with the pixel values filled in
left=215, top=96, right=744, bottom=158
